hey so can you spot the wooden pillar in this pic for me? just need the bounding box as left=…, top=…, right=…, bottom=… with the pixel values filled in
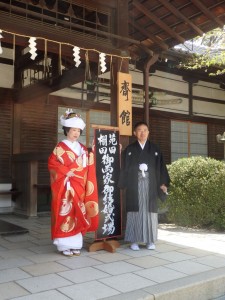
left=12, top=104, right=22, bottom=154
left=111, top=0, right=129, bottom=147
left=28, top=160, right=38, bottom=217
left=12, top=154, right=38, bottom=217
left=188, top=81, right=193, bottom=116
left=143, top=54, right=159, bottom=126
left=110, top=0, right=130, bottom=235
left=183, top=76, right=199, bottom=117
left=14, top=46, right=23, bottom=89
left=110, top=0, right=129, bottom=126
left=51, top=53, right=60, bottom=78
left=116, top=0, right=129, bottom=49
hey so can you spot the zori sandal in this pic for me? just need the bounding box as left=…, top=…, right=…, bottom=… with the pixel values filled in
left=72, top=249, right=81, bottom=256
left=130, top=243, right=140, bottom=251
left=62, top=250, right=73, bottom=257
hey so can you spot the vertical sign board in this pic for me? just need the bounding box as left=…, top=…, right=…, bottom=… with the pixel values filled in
left=117, top=72, right=132, bottom=136
left=94, top=127, right=122, bottom=240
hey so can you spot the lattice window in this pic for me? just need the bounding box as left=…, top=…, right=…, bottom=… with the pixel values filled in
left=171, top=120, right=208, bottom=162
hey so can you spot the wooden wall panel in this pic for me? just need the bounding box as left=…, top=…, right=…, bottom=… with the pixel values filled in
left=20, top=101, right=57, bottom=153
left=150, top=116, right=171, bottom=164
left=19, top=100, right=58, bottom=183
left=131, top=109, right=171, bottom=164
left=0, top=89, right=13, bottom=182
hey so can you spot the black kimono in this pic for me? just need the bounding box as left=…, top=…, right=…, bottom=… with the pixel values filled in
left=119, top=140, right=170, bottom=213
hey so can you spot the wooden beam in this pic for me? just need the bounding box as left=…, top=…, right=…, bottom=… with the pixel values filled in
left=15, top=66, right=87, bottom=103
left=0, top=57, right=13, bottom=65
left=48, top=94, right=110, bottom=110
left=191, top=0, right=224, bottom=28
left=1, top=42, right=14, bottom=49
left=15, top=52, right=44, bottom=70
left=158, top=0, right=204, bottom=36
left=132, top=0, right=185, bottom=44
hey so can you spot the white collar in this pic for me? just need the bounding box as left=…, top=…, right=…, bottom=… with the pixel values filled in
left=62, top=139, right=82, bottom=155
left=138, top=140, right=147, bottom=149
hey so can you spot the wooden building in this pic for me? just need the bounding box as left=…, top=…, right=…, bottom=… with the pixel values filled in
left=0, top=0, right=225, bottom=216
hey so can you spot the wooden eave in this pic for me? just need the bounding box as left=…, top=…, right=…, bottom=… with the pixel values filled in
left=0, top=0, right=225, bottom=103
left=1, top=0, right=224, bottom=59
left=128, top=0, right=225, bottom=59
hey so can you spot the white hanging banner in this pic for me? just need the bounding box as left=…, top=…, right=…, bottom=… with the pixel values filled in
left=28, top=37, right=37, bottom=60
left=99, top=52, right=107, bottom=73
left=0, top=29, right=3, bottom=55
left=73, top=46, right=81, bottom=67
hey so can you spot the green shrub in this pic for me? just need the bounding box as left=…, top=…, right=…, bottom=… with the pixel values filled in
left=163, top=156, right=225, bottom=231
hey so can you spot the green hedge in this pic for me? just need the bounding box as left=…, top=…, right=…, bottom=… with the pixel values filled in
left=164, top=156, right=225, bottom=231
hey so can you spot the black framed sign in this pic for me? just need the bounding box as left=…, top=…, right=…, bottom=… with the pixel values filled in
left=93, top=126, right=122, bottom=240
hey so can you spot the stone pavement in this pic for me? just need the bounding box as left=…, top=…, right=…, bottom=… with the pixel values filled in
left=0, top=214, right=225, bottom=300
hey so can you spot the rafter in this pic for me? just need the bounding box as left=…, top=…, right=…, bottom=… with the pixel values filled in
left=190, top=0, right=224, bottom=28
left=158, top=0, right=204, bottom=36
left=132, top=0, right=185, bottom=44
left=129, top=17, right=168, bottom=51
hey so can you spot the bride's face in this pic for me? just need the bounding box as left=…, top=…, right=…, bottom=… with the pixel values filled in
left=67, top=127, right=81, bottom=142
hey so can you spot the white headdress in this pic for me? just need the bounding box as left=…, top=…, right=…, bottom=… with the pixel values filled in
left=60, top=109, right=86, bottom=130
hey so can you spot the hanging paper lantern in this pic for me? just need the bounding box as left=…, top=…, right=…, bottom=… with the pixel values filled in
left=0, top=30, right=3, bottom=55
left=99, top=52, right=107, bottom=73
left=28, top=37, right=37, bottom=60
left=73, top=46, right=81, bottom=67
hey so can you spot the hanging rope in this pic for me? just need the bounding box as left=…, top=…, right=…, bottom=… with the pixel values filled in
left=0, top=29, right=130, bottom=60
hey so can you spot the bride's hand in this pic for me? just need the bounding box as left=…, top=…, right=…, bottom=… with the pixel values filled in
left=67, top=171, right=75, bottom=177
left=92, top=139, right=95, bottom=152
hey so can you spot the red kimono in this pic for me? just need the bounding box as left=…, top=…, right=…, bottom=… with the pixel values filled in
left=48, top=142, right=99, bottom=240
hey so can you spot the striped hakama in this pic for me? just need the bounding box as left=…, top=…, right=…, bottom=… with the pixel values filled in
left=125, top=171, right=158, bottom=244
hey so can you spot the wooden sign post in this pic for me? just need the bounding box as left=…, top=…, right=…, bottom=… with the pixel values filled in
left=117, top=72, right=132, bottom=136
left=89, top=125, right=122, bottom=253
